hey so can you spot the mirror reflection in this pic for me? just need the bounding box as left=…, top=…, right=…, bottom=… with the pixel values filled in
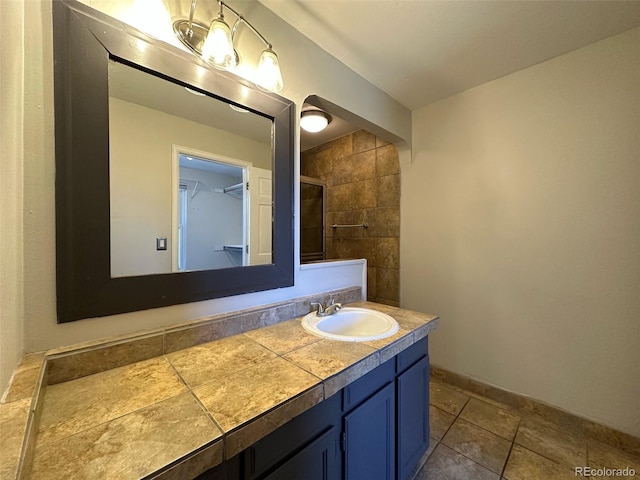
left=108, top=60, right=273, bottom=278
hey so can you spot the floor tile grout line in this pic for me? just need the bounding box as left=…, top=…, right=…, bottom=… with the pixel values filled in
left=432, top=384, right=578, bottom=477
left=437, top=441, right=504, bottom=477
left=435, top=379, right=594, bottom=470
left=436, top=376, right=625, bottom=453
left=426, top=380, right=633, bottom=478
left=454, top=413, right=520, bottom=444
left=431, top=396, right=514, bottom=476
left=511, top=418, right=579, bottom=473
left=499, top=416, right=522, bottom=479
left=435, top=392, right=522, bottom=443
left=444, top=402, right=520, bottom=475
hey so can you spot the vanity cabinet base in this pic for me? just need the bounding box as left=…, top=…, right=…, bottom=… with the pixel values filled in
left=197, top=337, right=430, bottom=480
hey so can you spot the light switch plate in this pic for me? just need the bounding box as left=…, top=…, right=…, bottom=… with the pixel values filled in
left=156, top=237, right=167, bottom=250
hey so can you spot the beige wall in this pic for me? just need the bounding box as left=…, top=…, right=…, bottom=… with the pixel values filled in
left=109, top=97, right=270, bottom=277
left=1, top=0, right=410, bottom=397
left=403, top=27, right=640, bottom=437
left=0, top=0, right=26, bottom=397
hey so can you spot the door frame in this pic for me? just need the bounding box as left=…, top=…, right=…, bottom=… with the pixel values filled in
left=171, top=144, right=252, bottom=272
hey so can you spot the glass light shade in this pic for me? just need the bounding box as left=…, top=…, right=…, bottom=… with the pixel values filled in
left=256, top=48, right=284, bottom=92
left=201, top=16, right=236, bottom=69
left=300, top=111, right=331, bottom=133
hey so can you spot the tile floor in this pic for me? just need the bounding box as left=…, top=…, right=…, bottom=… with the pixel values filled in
left=414, top=379, right=640, bottom=479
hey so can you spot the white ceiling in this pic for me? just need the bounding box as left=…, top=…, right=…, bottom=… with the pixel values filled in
left=259, top=0, right=640, bottom=111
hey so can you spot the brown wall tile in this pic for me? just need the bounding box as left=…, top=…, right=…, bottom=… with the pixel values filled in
left=376, top=238, right=400, bottom=269
left=328, top=183, right=353, bottom=212
left=353, top=130, right=376, bottom=153
left=376, top=144, right=400, bottom=176
left=377, top=174, right=401, bottom=207
left=352, top=209, right=375, bottom=238
left=315, top=148, right=336, bottom=179
left=367, top=267, right=377, bottom=301
left=352, top=179, right=377, bottom=210
left=376, top=268, right=400, bottom=303
left=300, top=152, right=317, bottom=178
left=325, top=238, right=335, bottom=259
left=350, top=150, right=376, bottom=182
left=359, top=238, right=377, bottom=267
left=376, top=136, right=390, bottom=148
left=376, top=208, right=400, bottom=237
left=331, top=134, right=354, bottom=159
left=332, top=153, right=354, bottom=186
left=327, top=211, right=355, bottom=239
left=302, top=130, right=401, bottom=301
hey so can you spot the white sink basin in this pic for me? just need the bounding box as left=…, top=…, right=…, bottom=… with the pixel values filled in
left=301, top=307, right=399, bottom=342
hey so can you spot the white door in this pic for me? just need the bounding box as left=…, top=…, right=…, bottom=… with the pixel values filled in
left=249, top=167, right=273, bottom=265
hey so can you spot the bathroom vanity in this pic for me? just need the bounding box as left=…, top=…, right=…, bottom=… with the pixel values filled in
left=3, top=291, right=439, bottom=480
left=202, top=336, right=430, bottom=480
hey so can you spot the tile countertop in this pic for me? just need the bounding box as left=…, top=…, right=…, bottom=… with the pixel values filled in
left=4, top=301, right=439, bottom=480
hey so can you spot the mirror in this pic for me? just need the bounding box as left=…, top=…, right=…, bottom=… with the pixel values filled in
left=53, top=0, right=294, bottom=322
left=108, top=60, right=273, bottom=276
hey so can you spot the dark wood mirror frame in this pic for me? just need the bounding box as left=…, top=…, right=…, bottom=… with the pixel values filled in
left=53, top=0, right=294, bottom=323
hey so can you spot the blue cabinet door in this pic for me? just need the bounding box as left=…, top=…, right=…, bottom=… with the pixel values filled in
left=344, top=382, right=395, bottom=480
left=262, top=427, right=340, bottom=480
left=397, top=356, right=430, bottom=480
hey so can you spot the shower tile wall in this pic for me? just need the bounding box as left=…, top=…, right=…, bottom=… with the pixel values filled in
left=301, top=130, right=400, bottom=306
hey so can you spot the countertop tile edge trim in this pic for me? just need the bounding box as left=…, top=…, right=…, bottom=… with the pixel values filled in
left=223, top=385, right=325, bottom=459
left=16, top=360, right=47, bottom=480
left=144, top=437, right=225, bottom=480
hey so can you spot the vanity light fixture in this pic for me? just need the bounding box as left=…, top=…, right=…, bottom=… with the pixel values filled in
left=300, top=110, right=332, bottom=133
left=173, top=0, right=284, bottom=92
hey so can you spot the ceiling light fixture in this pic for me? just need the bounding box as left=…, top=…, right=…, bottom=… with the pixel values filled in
left=300, top=110, right=332, bottom=133
left=173, top=0, right=284, bottom=92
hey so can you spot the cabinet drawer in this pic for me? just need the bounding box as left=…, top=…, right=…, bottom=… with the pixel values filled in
left=244, top=393, right=340, bottom=480
left=261, top=426, right=339, bottom=480
left=396, top=337, right=428, bottom=374
left=342, top=358, right=394, bottom=412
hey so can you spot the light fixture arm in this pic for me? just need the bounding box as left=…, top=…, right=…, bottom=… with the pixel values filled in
left=222, top=2, right=272, bottom=49
left=186, top=0, right=198, bottom=36
left=182, top=0, right=273, bottom=48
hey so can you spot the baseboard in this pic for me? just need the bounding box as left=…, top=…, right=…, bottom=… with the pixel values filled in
left=430, top=364, right=640, bottom=457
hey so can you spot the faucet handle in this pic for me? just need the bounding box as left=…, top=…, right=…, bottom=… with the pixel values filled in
left=310, top=302, right=325, bottom=314
left=327, top=297, right=335, bottom=306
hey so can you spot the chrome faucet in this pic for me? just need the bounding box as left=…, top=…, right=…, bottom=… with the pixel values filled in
left=310, top=298, right=343, bottom=317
